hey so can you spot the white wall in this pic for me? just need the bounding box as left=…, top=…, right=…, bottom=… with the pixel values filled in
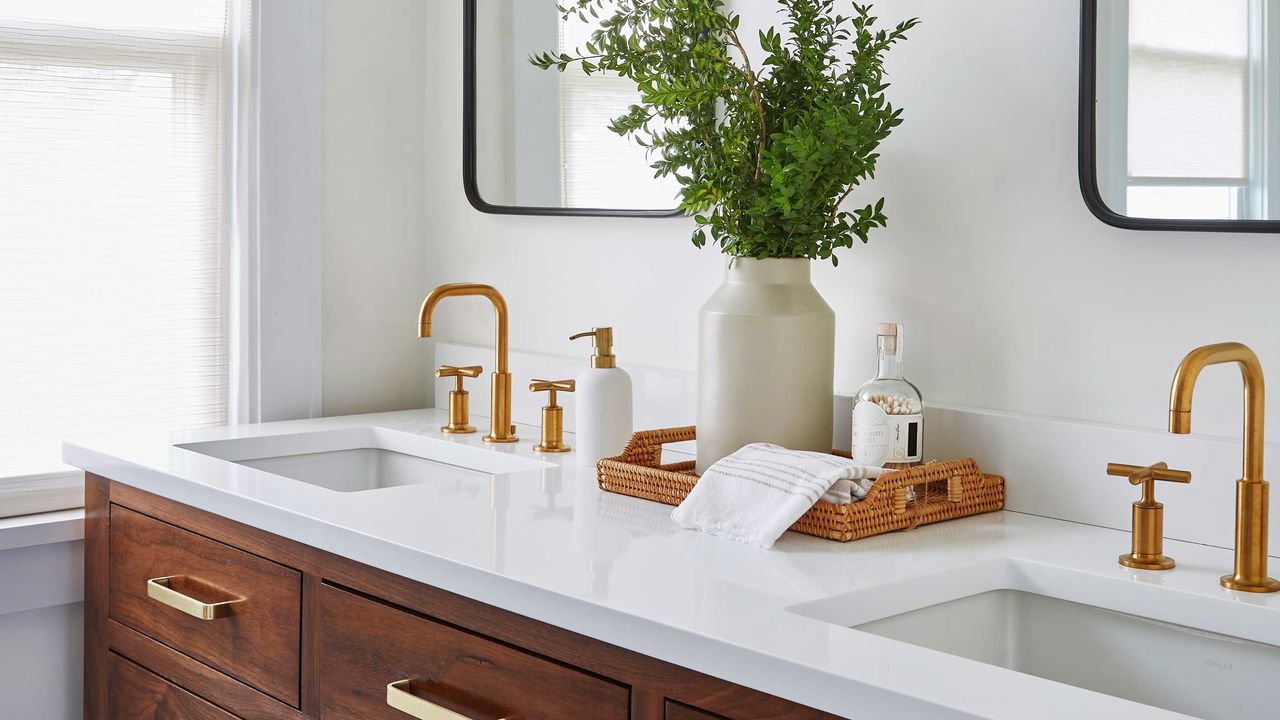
left=424, top=0, right=1280, bottom=446
left=256, top=0, right=324, bottom=423
left=474, top=1, right=562, bottom=207
left=0, top=528, right=83, bottom=720
left=321, top=0, right=430, bottom=416
left=509, top=0, right=561, bottom=206
left=0, top=603, right=82, bottom=720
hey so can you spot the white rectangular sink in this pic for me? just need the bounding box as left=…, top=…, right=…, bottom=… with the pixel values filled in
left=178, top=427, right=551, bottom=493
left=790, top=559, right=1280, bottom=719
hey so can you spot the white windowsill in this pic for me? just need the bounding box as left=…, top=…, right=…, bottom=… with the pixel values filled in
left=0, top=508, right=85, bottom=552
left=0, top=468, right=84, bottom=553
left=0, top=469, right=84, bottom=523
left=0, top=508, right=85, bottom=616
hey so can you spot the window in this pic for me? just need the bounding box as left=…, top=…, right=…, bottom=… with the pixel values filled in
left=557, top=4, right=680, bottom=208
left=1127, top=0, right=1250, bottom=218
left=0, top=0, right=233, bottom=514
left=1100, top=0, right=1276, bottom=220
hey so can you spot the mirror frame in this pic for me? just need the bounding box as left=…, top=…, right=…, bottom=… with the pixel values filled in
left=1078, top=0, right=1279, bottom=233
left=461, top=0, right=682, bottom=217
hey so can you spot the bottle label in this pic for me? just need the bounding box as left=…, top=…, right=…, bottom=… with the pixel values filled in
left=851, top=401, right=923, bottom=466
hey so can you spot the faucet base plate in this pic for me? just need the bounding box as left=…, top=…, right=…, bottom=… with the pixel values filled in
left=483, top=435, right=520, bottom=444
left=440, top=425, right=476, bottom=434
left=1220, top=575, right=1280, bottom=593
left=1119, top=553, right=1175, bottom=571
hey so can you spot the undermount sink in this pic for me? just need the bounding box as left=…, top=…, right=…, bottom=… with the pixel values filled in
left=789, top=559, right=1280, bottom=719
left=177, top=427, right=550, bottom=492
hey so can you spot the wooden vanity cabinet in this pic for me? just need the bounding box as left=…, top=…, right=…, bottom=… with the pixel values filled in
left=318, top=583, right=630, bottom=719
left=109, top=505, right=302, bottom=705
left=666, top=701, right=732, bottom=720
left=108, top=654, right=240, bottom=720
left=85, top=474, right=843, bottom=720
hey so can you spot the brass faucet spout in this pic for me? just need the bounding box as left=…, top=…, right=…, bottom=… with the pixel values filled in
left=1168, top=342, right=1264, bottom=482
left=1167, top=341, right=1277, bottom=592
left=416, top=283, right=516, bottom=442
left=417, top=283, right=509, bottom=373
left=1168, top=410, right=1191, bottom=435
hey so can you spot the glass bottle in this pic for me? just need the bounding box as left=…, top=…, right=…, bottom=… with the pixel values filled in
left=851, top=323, right=924, bottom=470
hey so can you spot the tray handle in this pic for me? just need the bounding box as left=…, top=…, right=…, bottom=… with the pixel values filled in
left=885, top=469, right=982, bottom=515
left=613, top=426, right=696, bottom=466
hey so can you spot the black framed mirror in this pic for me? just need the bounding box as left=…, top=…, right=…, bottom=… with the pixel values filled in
left=1080, top=0, right=1280, bottom=232
left=462, top=0, right=681, bottom=217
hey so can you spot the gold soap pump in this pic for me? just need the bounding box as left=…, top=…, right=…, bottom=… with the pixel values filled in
left=570, top=327, right=617, bottom=368
left=568, top=326, right=634, bottom=463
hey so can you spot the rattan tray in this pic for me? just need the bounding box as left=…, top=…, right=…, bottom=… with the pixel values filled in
left=598, top=426, right=1005, bottom=542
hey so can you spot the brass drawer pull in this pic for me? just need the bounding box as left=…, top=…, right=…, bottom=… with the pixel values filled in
left=387, top=680, right=507, bottom=720
left=146, top=576, right=242, bottom=620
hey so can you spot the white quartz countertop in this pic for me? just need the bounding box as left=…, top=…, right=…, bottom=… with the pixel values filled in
left=64, top=409, right=1280, bottom=720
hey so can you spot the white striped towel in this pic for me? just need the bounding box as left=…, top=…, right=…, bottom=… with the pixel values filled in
left=670, top=443, right=884, bottom=548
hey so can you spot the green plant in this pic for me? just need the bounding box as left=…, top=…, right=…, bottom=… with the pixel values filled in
left=532, top=0, right=918, bottom=265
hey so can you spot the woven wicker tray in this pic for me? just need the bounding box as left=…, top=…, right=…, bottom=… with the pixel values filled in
left=598, top=426, right=1005, bottom=542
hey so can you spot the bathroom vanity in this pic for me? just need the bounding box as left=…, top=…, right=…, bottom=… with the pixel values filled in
left=67, top=409, right=1280, bottom=720
left=86, top=477, right=827, bottom=720
left=74, top=413, right=839, bottom=720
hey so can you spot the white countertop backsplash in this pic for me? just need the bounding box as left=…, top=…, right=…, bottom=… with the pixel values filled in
left=438, top=341, right=1280, bottom=554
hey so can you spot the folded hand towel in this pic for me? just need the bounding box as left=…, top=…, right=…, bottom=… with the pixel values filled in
left=670, top=443, right=883, bottom=548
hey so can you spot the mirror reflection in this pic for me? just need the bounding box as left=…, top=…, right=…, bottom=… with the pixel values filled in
left=470, top=0, right=680, bottom=212
left=1092, top=0, right=1278, bottom=221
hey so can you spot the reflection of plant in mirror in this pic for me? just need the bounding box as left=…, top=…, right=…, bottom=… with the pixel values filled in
left=531, top=1, right=918, bottom=265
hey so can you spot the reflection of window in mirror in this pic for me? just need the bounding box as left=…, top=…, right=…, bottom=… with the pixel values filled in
left=1096, top=0, right=1278, bottom=221
left=557, top=5, right=680, bottom=208
left=473, top=0, right=679, bottom=211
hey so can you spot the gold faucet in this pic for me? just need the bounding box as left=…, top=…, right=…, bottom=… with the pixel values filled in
left=418, top=284, right=517, bottom=443
left=1107, top=462, right=1191, bottom=570
left=1169, top=342, right=1279, bottom=593
left=529, top=379, right=575, bottom=453
left=435, top=364, right=482, bottom=434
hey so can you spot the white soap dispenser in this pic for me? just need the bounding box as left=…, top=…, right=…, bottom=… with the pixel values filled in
left=569, top=327, right=633, bottom=465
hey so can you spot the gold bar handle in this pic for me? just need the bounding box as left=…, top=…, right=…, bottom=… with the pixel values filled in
left=146, top=576, right=241, bottom=620
left=386, top=680, right=491, bottom=720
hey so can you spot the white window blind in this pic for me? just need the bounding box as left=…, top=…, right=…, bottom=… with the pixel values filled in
left=0, top=0, right=231, bottom=482
left=558, top=5, right=679, bottom=208
left=1128, top=0, right=1249, bottom=181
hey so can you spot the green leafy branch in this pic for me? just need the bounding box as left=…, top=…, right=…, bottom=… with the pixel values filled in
left=531, top=0, right=919, bottom=266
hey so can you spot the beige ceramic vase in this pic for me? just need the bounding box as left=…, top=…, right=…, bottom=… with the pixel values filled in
left=695, top=257, right=835, bottom=473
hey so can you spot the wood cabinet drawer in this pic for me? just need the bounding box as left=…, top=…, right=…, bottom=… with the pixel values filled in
left=319, top=583, right=630, bottom=720
left=109, top=505, right=302, bottom=706
left=666, top=702, right=727, bottom=720
left=108, top=653, right=240, bottom=720
left=665, top=702, right=727, bottom=717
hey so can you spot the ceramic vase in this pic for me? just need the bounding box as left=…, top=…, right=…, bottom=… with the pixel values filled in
left=695, top=257, right=835, bottom=473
